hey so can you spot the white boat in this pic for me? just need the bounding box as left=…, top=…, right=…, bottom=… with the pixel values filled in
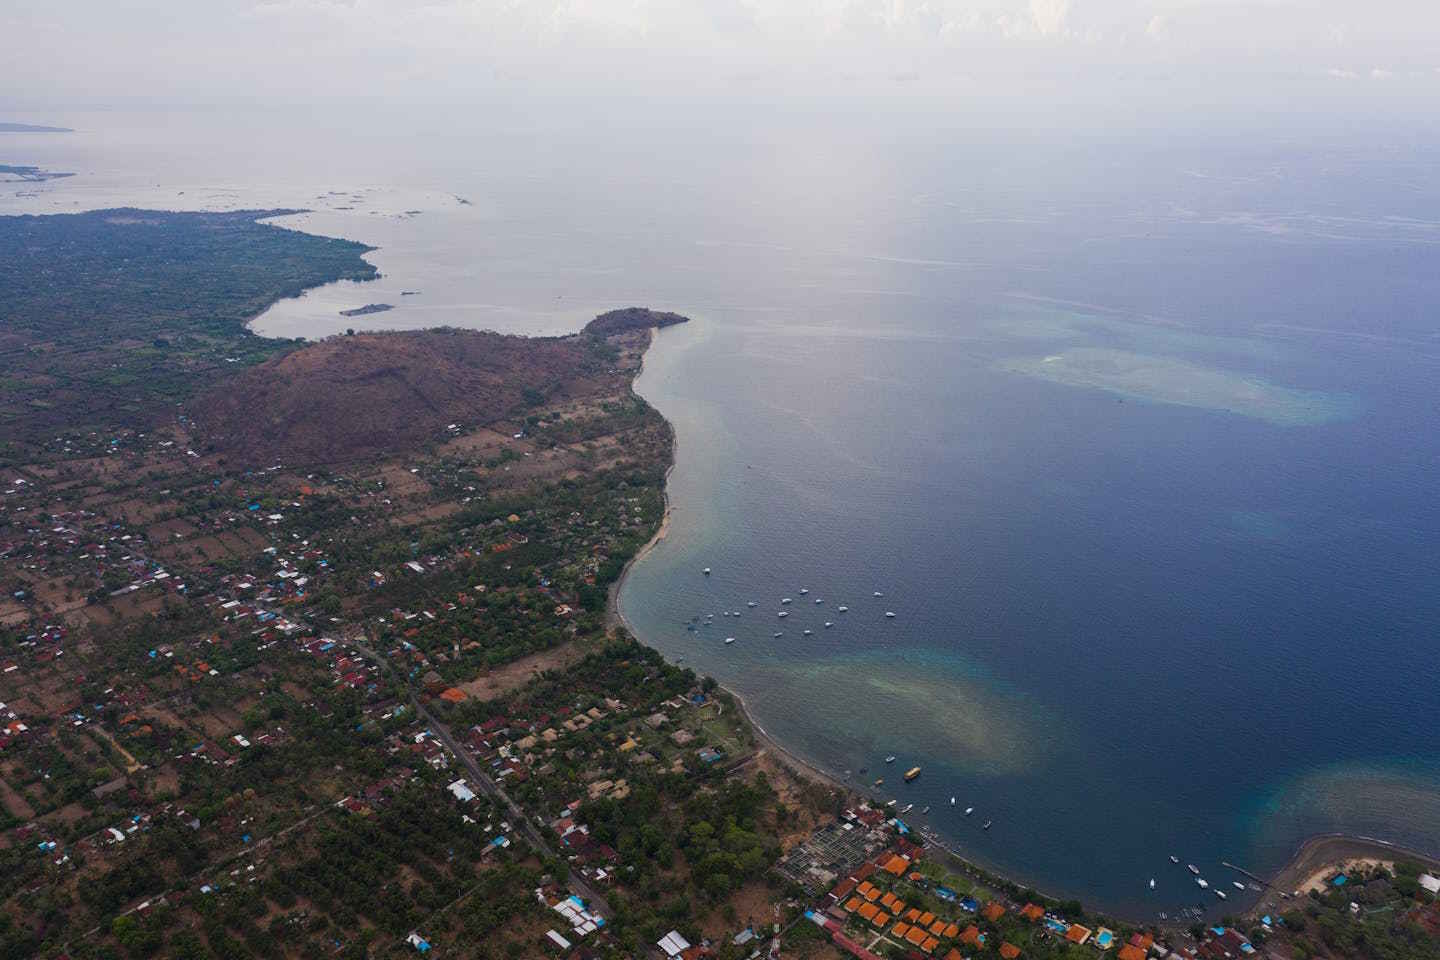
left=901, top=804, right=913, bottom=814
left=815, top=598, right=824, bottom=604
left=885, top=755, right=896, bottom=764
left=885, top=611, right=896, bottom=618
left=778, top=611, right=788, bottom=618
left=803, top=629, right=813, bottom=636
left=922, top=806, right=930, bottom=814
left=1232, top=881, right=1245, bottom=890
left=747, top=601, right=757, bottom=607
left=724, top=637, right=735, bottom=644
left=703, top=568, right=711, bottom=575
left=1187, top=864, right=1200, bottom=875
left=781, top=598, right=792, bottom=605
left=1214, top=890, right=1227, bottom=900
left=874, top=591, right=883, bottom=597
left=1196, top=878, right=1208, bottom=889
left=773, top=632, right=783, bottom=638
left=965, top=807, right=974, bottom=816
left=950, top=797, right=956, bottom=805
left=799, top=588, right=809, bottom=595
left=838, top=605, right=848, bottom=612
left=824, top=621, right=834, bottom=628
left=1149, top=878, right=1156, bottom=890
left=886, top=799, right=896, bottom=808
left=1170, top=856, right=1180, bottom=864
left=982, top=820, right=992, bottom=830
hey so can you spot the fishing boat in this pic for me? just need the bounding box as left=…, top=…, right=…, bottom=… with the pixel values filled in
left=781, top=598, right=792, bottom=605
left=1214, top=890, right=1227, bottom=900
left=874, top=591, right=884, bottom=597
left=1196, top=878, right=1209, bottom=889
left=922, top=806, right=930, bottom=814
left=838, top=605, right=848, bottom=612
left=885, top=611, right=896, bottom=618
left=747, top=601, right=757, bottom=607
left=824, top=621, right=834, bottom=628
left=724, top=637, right=735, bottom=644
left=1187, top=864, right=1200, bottom=875
left=803, top=629, right=813, bottom=636
left=885, top=755, right=896, bottom=764
left=777, top=611, right=788, bottom=618
left=703, top=568, right=711, bottom=575
left=901, top=803, right=913, bottom=814
left=1170, top=856, right=1180, bottom=864
left=982, top=820, right=992, bottom=830
left=799, top=588, right=809, bottom=595
left=1149, top=878, right=1156, bottom=890
left=1232, top=882, right=1245, bottom=890
left=904, top=766, right=922, bottom=782
left=773, top=632, right=783, bottom=638
left=965, top=807, right=974, bottom=816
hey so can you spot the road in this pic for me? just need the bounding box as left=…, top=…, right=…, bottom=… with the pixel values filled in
left=349, top=634, right=613, bottom=917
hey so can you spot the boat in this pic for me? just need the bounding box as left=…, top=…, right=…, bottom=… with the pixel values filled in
left=799, top=588, right=809, bottom=595
left=982, top=820, right=992, bottom=830
left=885, top=755, right=896, bottom=764
left=703, top=568, right=711, bottom=575
left=922, top=806, right=930, bottom=814
left=724, top=637, right=735, bottom=644
left=773, top=632, right=783, bottom=638
left=803, top=629, right=813, bottom=636
left=885, top=611, right=896, bottom=618
left=815, top=598, right=824, bottom=604
left=747, top=601, right=757, bottom=607
left=777, top=611, right=788, bottom=618
left=874, top=591, right=883, bottom=597
left=1214, top=890, right=1227, bottom=900
left=1196, top=878, right=1209, bottom=889
left=838, top=605, right=848, bottom=612
left=1187, top=864, right=1200, bottom=875
left=901, top=803, right=913, bottom=814
left=886, top=799, right=896, bottom=808
left=781, top=598, right=792, bottom=605
left=874, top=778, right=884, bottom=786
left=904, top=766, right=922, bottom=782
left=965, top=807, right=974, bottom=816
left=1149, top=878, right=1156, bottom=890
left=950, top=797, right=956, bottom=805
left=1170, top=856, right=1180, bottom=864
left=824, top=621, right=834, bottom=628
left=1232, top=881, right=1245, bottom=891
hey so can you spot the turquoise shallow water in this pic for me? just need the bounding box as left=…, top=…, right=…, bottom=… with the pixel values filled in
left=7, top=106, right=1440, bottom=921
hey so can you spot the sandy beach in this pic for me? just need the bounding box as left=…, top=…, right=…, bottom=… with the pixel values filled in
left=1255, top=833, right=1440, bottom=916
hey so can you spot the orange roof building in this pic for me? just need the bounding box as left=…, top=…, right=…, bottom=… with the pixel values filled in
left=943, top=923, right=960, bottom=938
left=1117, top=946, right=1145, bottom=960
left=844, top=897, right=862, bottom=913
left=905, top=908, right=923, bottom=923
left=883, top=854, right=910, bottom=876
left=881, top=892, right=901, bottom=912
left=859, top=881, right=880, bottom=901
left=921, top=937, right=941, bottom=954
left=960, top=926, right=983, bottom=946
left=1065, top=925, right=1093, bottom=946
left=893, top=923, right=912, bottom=939
left=870, top=910, right=892, bottom=929
left=999, top=943, right=1021, bottom=960
left=918, top=912, right=936, bottom=927
left=857, top=902, right=879, bottom=921
left=831, top=877, right=857, bottom=900
left=1020, top=903, right=1045, bottom=922
left=945, top=950, right=965, bottom=960
left=928, top=919, right=948, bottom=936
left=905, top=927, right=929, bottom=947
left=982, top=902, right=1006, bottom=922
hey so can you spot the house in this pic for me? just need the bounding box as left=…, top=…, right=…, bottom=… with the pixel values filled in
left=999, top=944, right=1021, bottom=960
left=1065, top=925, right=1092, bottom=946
left=658, top=931, right=691, bottom=958
left=1117, top=946, right=1146, bottom=960
left=1020, top=903, right=1045, bottom=923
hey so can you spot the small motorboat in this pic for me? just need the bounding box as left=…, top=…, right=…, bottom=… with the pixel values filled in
left=886, top=799, right=896, bottom=808
left=1188, top=864, right=1200, bottom=876
left=965, top=807, right=974, bottom=816
left=838, top=605, right=848, bottom=612
left=747, top=601, right=757, bottom=607
left=901, top=803, right=913, bottom=814
left=815, top=598, right=824, bottom=604
left=922, top=806, right=930, bottom=814
left=885, top=755, right=896, bottom=764
left=1196, top=878, right=1209, bottom=889
left=1214, top=890, right=1227, bottom=900
left=773, top=632, right=783, bottom=638
left=781, top=598, right=792, bottom=605
left=1232, top=881, right=1245, bottom=890
left=799, top=588, right=809, bottom=595
left=874, top=777, right=884, bottom=786
left=824, top=621, right=834, bottom=628
left=1170, top=856, right=1180, bottom=864
left=778, top=611, right=788, bottom=618
left=885, top=611, right=896, bottom=618
left=982, top=820, right=992, bottom=830
left=703, top=568, right=711, bottom=575
left=1149, top=878, right=1156, bottom=890
left=803, top=629, right=813, bottom=636
left=950, top=797, right=956, bottom=805
left=874, top=591, right=883, bottom=597
left=724, top=637, right=735, bottom=644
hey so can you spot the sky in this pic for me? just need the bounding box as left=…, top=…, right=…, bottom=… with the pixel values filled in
left=4, top=1, right=1440, bottom=124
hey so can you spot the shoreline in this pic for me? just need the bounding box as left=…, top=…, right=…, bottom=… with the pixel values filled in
left=606, top=321, right=1436, bottom=933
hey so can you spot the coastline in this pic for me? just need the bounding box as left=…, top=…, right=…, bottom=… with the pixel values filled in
left=606, top=320, right=1436, bottom=931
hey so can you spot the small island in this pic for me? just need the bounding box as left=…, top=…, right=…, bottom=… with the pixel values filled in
left=0, top=163, right=74, bottom=182
left=0, top=121, right=73, bottom=133
left=338, top=302, right=394, bottom=317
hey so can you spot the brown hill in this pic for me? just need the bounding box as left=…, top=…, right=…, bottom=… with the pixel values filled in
left=193, top=328, right=618, bottom=466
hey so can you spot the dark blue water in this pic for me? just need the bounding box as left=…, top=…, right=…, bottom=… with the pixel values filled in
left=613, top=136, right=1440, bottom=920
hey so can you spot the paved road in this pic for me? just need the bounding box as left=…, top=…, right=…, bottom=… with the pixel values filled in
left=350, top=634, right=613, bottom=917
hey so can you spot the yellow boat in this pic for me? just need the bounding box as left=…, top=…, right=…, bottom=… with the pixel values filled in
left=904, top=766, right=921, bottom=782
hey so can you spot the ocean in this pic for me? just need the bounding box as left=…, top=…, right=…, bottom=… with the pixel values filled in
left=5, top=104, right=1440, bottom=918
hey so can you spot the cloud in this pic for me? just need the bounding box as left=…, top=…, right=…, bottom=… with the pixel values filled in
left=1029, top=0, right=1071, bottom=37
